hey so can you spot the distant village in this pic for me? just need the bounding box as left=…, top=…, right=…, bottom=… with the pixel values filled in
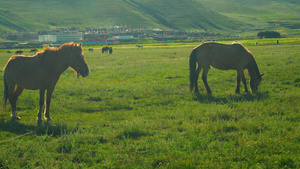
left=0, top=26, right=219, bottom=48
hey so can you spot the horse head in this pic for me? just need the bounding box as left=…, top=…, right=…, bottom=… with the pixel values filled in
left=69, top=43, right=89, bottom=77
left=250, top=73, right=264, bottom=92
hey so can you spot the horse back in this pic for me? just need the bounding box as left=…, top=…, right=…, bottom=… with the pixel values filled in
left=4, top=55, right=41, bottom=89
left=5, top=55, right=39, bottom=70
left=195, top=42, right=251, bottom=70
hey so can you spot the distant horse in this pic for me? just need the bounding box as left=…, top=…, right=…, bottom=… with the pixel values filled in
left=15, top=50, right=23, bottom=55
left=102, top=46, right=109, bottom=53
left=3, top=42, right=89, bottom=122
left=189, top=42, right=264, bottom=94
left=88, top=48, right=93, bottom=52
left=30, top=49, right=38, bottom=53
left=136, top=45, right=143, bottom=48
left=102, top=46, right=112, bottom=54
left=7, top=51, right=11, bottom=54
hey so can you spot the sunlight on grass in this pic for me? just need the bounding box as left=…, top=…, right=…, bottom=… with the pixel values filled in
left=0, top=42, right=299, bottom=168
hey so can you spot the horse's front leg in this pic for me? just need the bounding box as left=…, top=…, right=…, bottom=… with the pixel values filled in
left=241, top=76, right=249, bottom=93
left=37, top=89, right=45, bottom=123
left=235, top=74, right=241, bottom=94
left=44, top=88, right=54, bottom=121
left=237, top=69, right=249, bottom=93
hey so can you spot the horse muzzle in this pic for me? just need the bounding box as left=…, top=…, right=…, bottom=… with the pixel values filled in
left=77, top=68, right=89, bottom=77
left=81, top=70, right=89, bottom=77
left=75, top=66, right=89, bottom=77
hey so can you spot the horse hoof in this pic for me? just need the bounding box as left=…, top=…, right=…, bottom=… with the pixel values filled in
left=37, top=118, right=43, bottom=125
left=11, top=116, right=21, bottom=121
left=45, top=117, right=53, bottom=122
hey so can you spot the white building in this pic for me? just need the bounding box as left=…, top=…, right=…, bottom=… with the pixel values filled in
left=107, top=36, right=139, bottom=42
left=39, top=32, right=83, bottom=43
left=39, top=35, right=57, bottom=42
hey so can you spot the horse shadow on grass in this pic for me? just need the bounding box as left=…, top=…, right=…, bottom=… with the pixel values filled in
left=0, top=119, right=78, bottom=139
left=193, top=91, right=270, bottom=104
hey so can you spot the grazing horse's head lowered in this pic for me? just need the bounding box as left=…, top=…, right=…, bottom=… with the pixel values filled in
left=250, top=74, right=264, bottom=92
left=189, top=42, right=264, bottom=94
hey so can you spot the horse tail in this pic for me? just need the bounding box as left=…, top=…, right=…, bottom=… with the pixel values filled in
left=2, top=74, right=8, bottom=113
left=189, top=49, right=197, bottom=92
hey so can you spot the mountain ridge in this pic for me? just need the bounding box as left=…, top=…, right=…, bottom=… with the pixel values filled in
left=0, top=0, right=299, bottom=34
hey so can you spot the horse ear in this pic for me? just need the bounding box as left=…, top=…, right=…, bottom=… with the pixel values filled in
left=75, top=43, right=82, bottom=47
left=260, top=73, right=265, bottom=77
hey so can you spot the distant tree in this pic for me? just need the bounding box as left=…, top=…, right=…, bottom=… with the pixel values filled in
left=257, top=31, right=281, bottom=39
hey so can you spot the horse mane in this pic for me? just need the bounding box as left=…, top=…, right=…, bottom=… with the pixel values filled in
left=37, top=42, right=77, bottom=55
left=232, top=43, right=261, bottom=79
left=245, top=50, right=261, bottom=79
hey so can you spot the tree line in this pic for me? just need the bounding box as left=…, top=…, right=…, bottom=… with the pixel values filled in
left=257, top=31, right=281, bottom=38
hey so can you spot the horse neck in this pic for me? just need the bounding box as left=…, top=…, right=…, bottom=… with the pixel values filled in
left=247, top=57, right=261, bottom=79
left=39, top=49, right=70, bottom=74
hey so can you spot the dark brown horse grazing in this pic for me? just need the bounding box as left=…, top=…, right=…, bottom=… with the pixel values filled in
left=102, top=46, right=112, bottom=54
left=3, top=42, right=89, bottom=122
left=190, top=42, right=264, bottom=94
left=15, top=50, right=23, bottom=55
left=30, top=49, right=38, bottom=53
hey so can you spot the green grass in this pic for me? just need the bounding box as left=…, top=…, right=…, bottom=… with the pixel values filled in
left=0, top=41, right=299, bottom=168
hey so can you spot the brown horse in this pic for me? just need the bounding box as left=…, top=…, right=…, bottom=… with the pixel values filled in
left=102, top=46, right=112, bottom=54
left=30, top=49, right=38, bottom=53
left=3, top=42, right=89, bottom=122
left=15, top=50, right=23, bottom=55
left=190, top=42, right=264, bottom=94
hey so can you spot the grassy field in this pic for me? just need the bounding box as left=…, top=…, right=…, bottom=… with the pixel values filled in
left=0, top=41, right=299, bottom=168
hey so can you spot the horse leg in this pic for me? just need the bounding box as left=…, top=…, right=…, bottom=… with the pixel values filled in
left=202, top=67, right=212, bottom=94
left=11, top=86, right=23, bottom=120
left=37, top=89, right=45, bottom=123
left=237, top=70, right=249, bottom=93
left=194, top=66, right=202, bottom=93
left=235, top=73, right=241, bottom=94
left=242, top=76, right=249, bottom=93
left=44, top=88, right=54, bottom=121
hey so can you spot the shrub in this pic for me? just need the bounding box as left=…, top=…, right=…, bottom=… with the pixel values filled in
left=257, top=31, right=281, bottom=38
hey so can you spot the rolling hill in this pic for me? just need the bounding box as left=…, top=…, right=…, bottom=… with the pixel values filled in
left=0, top=9, right=50, bottom=32
left=0, top=0, right=242, bottom=32
left=199, top=0, right=300, bottom=32
left=0, top=0, right=299, bottom=33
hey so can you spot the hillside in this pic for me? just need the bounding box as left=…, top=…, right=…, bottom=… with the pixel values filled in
left=199, top=0, right=300, bottom=32
left=0, top=0, right=244, bottom=33
left=0, top=0, right=299, bottom=34
left=0, top=9, right=49, bottom=32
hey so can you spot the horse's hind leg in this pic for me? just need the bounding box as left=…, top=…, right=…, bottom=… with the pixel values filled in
left=10, top=86, right=23, bottom=120
left=194, top=66, right=202, bottom=93
left=202, top=67, right=212, bottom=94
